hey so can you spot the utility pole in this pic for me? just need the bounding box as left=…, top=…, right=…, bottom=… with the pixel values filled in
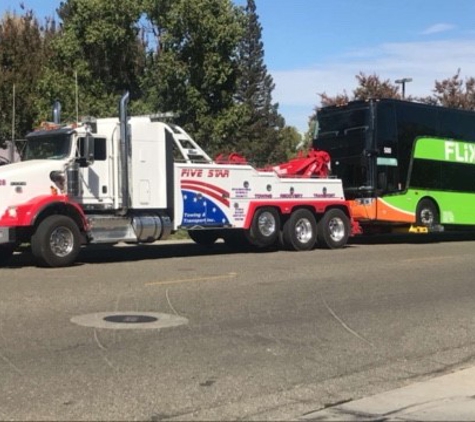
left=395, top=77, right=413, bottom=99
left=10, top=84, right=15, bottom=163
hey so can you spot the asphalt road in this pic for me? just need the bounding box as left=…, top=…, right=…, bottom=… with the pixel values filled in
left=2, top=233, right=475, bottom=421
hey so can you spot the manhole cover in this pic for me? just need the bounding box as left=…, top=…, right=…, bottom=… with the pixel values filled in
left=71, top=312, right=188, bottom=330
left=103, top=314, right=158, bottom=324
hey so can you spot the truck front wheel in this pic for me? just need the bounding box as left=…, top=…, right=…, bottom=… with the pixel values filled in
left=31, top=215, right=81, bottom=267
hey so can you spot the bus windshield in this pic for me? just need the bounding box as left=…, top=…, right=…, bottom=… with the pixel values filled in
left=23, top=134, right=72, bottom=161
left=313, top=106, right=371, bottom=196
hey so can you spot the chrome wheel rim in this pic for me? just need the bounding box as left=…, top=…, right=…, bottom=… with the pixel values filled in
left=295, top=218, right=313, bottom=244
left=258, top=212, right=276, bottom=237
left=328, top=218, right=345, bottom=242
left=50, top=226, right=74, bottom=257
left=420, top=209, right=434, bottom=225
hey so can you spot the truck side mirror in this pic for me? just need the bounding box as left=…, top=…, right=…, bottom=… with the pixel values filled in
left=84, top=131, right=95, bottom=166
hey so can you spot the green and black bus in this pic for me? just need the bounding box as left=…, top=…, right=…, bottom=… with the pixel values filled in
left=313, top=98, right=475, bottom=231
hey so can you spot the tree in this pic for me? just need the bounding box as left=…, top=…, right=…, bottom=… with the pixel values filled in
left=425, top=69, right=475, bottom=109
left=233, top=0, right=288, bottom=165
left=314, top=69, right=475, bottom=118
left=0, top=10, right=52, bottom=142
left=142, top=0, right=244, bottom=156
left=319, top=72, right=401, bottom=107
left=36, top=0, right=147, bottom=122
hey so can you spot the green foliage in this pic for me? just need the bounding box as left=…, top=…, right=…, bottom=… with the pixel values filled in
left=319, top=72, right=401, bottom=108
left=0, top=10, right=52, bottom=140
left=427, top=68, right=475, bottom=109
left=232, top=0, right=293, bottom=166
left=1, top=0, right=300, bottom=164
left=142, top=0, right=244, bottom=156
left=5, top=1, right=475, bottom=169
left=34, top=0, right=148, bottom=121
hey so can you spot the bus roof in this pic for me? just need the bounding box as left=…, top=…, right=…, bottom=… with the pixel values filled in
left=317, top=98, right=475, bottom=117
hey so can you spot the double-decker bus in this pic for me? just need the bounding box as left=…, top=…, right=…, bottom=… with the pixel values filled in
left=313, top=98, right=475, bottom=232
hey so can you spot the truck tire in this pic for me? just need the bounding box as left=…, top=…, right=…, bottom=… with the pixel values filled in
left=317, top=209, right=350, bottom=249
left=31, top=215, right=81, bottom=267
left=282, top=209, right=317, bottom=251
left=247, top=207, right=280, bottom=247
left=416, top=198, right=439, bottom=227
left=188, top=230, right=219, bottom=246
left=0, top=244, right=15, bottom=266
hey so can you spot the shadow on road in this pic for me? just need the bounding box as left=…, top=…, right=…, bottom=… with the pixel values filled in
left=349, top=231, right=475, bottom=245
left=4, top=241, right=277, bottom=268
left=4, top=231, right=475, bottom=268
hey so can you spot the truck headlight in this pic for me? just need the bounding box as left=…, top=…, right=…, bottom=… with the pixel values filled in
left=7, top=207, right=17, bottom=218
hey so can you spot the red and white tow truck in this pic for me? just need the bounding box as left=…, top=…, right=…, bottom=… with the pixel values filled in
left=0, top=93, right=360, bottom=267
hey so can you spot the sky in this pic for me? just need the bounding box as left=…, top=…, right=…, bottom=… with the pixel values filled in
left=4, top=0, right=475, bottom=133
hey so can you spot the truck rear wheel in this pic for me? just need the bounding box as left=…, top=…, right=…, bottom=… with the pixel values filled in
left=282, top=209, right=317, bottom=251
left=247, top=207, right=280, bottom=247
left=317, top=209, right=350, bottom=249
left=31, top=215, right=81, bottom=267
left=0, top=244, right=15, bottom=266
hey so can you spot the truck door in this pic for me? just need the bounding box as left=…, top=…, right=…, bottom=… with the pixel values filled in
left=77, top=136, right=114, bottom=208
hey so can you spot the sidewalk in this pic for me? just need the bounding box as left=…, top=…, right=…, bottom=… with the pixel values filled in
left=301, top=366, right=475, bottom=421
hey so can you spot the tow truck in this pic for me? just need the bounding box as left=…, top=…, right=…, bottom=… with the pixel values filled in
left=0, top=93, right=359, bottom=267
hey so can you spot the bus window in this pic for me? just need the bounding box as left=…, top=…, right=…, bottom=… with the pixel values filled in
left=410, top=158, right=441, bottom=190
left=314, top=105, right=371, bottom=196
left=438, top=109, right=475, bottom=141
left=456, top=111, right=475, bottom=140
left=376, top=103, right=400, bottom=192
left=395, top=103, right=438, bottom=189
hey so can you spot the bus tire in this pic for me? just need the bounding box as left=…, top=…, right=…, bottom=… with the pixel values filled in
left=416, top=199, right=439, bottom=227
left=31, top=215, right=81, bottom=267
left=247, top=207, right=280, bottom=247
left=188, top=230, right=219, bottom=246
left=282, top=209, right=317, bottom=251
left=317, top=209, right=350, bottom=249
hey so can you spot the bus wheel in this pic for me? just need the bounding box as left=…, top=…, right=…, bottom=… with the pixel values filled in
left=248, top=207, right=280, bottom=247
left=416, top=199, right=439, bottom=227
left=282, top=209, right=317, bottom=251
left=31, top=215, right=81, bottom=267
left=317, top=209, right=350, bottom=249
left=188, top=230, right=219, bottom=246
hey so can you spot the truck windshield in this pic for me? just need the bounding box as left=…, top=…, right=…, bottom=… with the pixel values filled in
left=313, top=106, right=371, bottom=197
left=23, top=134, right=72, bottom=161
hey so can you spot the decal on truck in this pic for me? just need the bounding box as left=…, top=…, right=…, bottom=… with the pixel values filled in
left=181, top=190, right=230, bottom=226
left=181, top=180, right=230, bottom=226
left=181, top=180, right=229, bottom=207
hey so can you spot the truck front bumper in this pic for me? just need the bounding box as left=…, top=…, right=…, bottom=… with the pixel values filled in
left=0, top=227, right=13, bottom=244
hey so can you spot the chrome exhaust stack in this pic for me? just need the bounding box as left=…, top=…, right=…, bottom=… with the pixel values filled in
left=119, top=92, right=131, bottom=215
